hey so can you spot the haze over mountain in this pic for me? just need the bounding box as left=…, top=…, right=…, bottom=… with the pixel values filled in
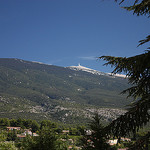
left=0, top=58, right=131, bottom=123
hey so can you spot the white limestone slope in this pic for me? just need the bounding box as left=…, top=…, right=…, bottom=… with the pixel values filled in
left=67, top=64, right=126, bottom=78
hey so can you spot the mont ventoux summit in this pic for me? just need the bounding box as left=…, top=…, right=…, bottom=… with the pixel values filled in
left=0, top=58, right=132, bottom=124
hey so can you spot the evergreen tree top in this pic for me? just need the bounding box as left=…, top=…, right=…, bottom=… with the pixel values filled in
left=116, top=0, right=150, bottom=17
left=100, top=0, right=150, bottom=149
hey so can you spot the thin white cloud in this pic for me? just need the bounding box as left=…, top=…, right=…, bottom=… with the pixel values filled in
left=46, top=59, right=63, bottom=65
left=79, top=56, right=96, bottom=60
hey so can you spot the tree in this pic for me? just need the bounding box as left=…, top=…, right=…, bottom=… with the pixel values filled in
left=0, top=130, right=7, bottom=142
left=0, top=118, right=10, bottom=128
left=21, top=127, right=57, bottom=150
left=31, top=120, right=40, bottom=133
left=36, top=127, right=57, bottom=150
left=7, top=130, right=17, bottom=141
left=0, top=141, right=17, bottom=150
left=40, top=120, right=57, bottom=129
left=81, top=113, right=110, bottom=150
left=21, top=126, right=66, bottom=150
left=21, top=134, right=37, bottom=150
left=10, top=119, right=18, bottom=127
left=100, top=0, right=150, bottom=149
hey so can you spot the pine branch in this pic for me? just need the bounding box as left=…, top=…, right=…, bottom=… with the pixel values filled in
left=138, top=35, right=150, bottom=47
left=99, top=51, right=150, bottom=98
left=124, top=0, right=150, bottom=17
left=128, top=132, right=150, bottom=150
left=102, top=1, right=150, bottom=149
left=100, top=52, right=150, bottom=137
left=115, top=0, right=140, bottom=5
left=121, top=86, right=145, bottom=99
left=115, top=0, right=125, bottom=5
left=115, top=0, right=150, bottom=17
left=104, top=94, right=150, bottom=138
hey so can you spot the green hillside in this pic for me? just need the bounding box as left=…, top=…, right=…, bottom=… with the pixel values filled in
left=0, top=58, right=131, bottom=124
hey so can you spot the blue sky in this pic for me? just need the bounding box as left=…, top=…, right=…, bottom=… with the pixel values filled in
left=0, top=0, right=149, bottom=72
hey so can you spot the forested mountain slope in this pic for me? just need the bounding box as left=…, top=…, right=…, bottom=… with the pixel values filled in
left=0, top=58, right=131, bottom=123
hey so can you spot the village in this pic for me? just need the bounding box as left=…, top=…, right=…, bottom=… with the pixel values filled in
left=0, top=118, right=132, bottom=150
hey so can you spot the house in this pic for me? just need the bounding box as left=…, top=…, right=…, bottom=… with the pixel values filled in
left=107, top=139, right=118, bottom=145
left=68, top=146, right=73, bottom=149
left=23, top=129, right=33, bottom=136
left=7, top=127, right=21, bottom=131
left=17, top=134, right=26, bottom=140
left=33, top=133, right=39, bottom=136
left=85, top=130, right=92, bottom=135
left=121, top=137, right=131, bottom=142
left=68, top=139, right=74, bottom=144
left=62, top=130, right=69, bottom=134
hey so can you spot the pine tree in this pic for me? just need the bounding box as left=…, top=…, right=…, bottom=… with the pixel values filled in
left=100, top=0, right=150, bottom=149
left=81, top=113, right=110, bottom=150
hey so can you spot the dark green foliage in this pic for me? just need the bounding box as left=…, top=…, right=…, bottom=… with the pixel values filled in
left=0, top=118, right=10, bottom=128
left=40, top=120, right=57, bottom=129
left=7, top=130, right=17, bottom=141
left=34, top=127, right=58, bottom=150
left=9, top=119, right=18, bottom=127
left=138, top=35, right=150, bottom=47
left=128, top=132, right=150, bottom=150
left=77, top=125, right=86, bottom=135
left=20, top=135, right=37, bottom=150
left=0, top=130, right=7, bottom=142
left=69, top=127, right=79, bottom=136
left=31, top=120, right=40, bottom=132
left=115, top=0, right=150, bottom=17
left=21, top=127, right=61, bottom=150
left=100, top=44, right=150, bottom=149
left=0, top=118, right=40, bottom=133
left=101, top=0, right=150, bottom=149
left=100, top=51, right=150, bottom=99
left=0, top=141, right=17, bottom=150
left=0, top=58, right=129, bottom=107
left=81, top=114, right=110, bottom=150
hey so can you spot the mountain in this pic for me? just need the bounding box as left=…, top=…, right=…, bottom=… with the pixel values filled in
left=0, top=58, right=131, bottom=124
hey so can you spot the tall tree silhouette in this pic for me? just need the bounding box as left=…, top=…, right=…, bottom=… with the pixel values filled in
left=82, top=113, right=110, bottom=150
left=100, top=0, right=150, bottom=149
